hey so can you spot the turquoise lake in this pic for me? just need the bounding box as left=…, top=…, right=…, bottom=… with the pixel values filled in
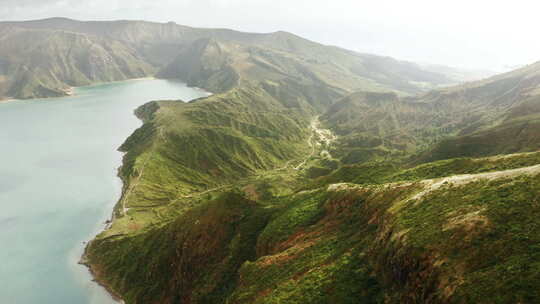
left=0, top=79, right=208, bottom=304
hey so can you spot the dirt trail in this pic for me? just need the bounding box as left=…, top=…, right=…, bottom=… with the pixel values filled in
left=121, top=157, right=150, bottom=216
left=410, top=164, right=540, bottom=202
left=294, top=119, right=317, bottom=170
left=178, top=117, right=337, bottom=200
left=294, top=116, right=336, bottom=170
left=121, top=140, right=159, bottom=216
left=180, top=185, right=229, bottom=198
left=123, top=116, right=336, bottom=212
left=313, top=118, right=337, bottom=160
left=327, top=163, right=540, bottom=204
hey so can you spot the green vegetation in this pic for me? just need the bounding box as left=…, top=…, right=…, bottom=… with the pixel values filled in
left=86, top=92, right=540, bottom=302
left=392, top=152, right=540, bottom=181
left=395, top=174, right=540, bottom=303
left=420, top=119, right=540, bottom=161
left=321, top=64, right=540, bottom=164
left=99, top=81, right=322, bottom=238
left=59, top=15, right=540, bottom=304
left=86, top=192, right=272, bottom=304
left=0, top=17, right=456, bottom=100
left=0, top=27, right=155, bottom=99
left=307, top=151, right=540, bottom=189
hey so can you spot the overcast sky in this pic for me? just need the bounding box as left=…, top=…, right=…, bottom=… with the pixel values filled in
left=1, top=0, right=539, bottom=71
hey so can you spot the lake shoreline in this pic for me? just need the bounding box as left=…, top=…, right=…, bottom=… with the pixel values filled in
left=0, top=77, right=157, bottom=104
left=80, top=153, right=131, bottom=304
left=78, top=79, right=210, bottom=303
left=0, top=97, right=18, bottom=103
left=0, top=77, right=212, bottom=105
left=79, top=248, right=125, bottom=304
left=0, top=78, right=209, bottom=303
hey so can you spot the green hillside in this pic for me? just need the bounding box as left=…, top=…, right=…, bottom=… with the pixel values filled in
left=320, top=61, right=540, bottom=164
left=83, top=54, right=540, bottom=303
left=0, top=26, right=154, bottom=99
left=0, top=17, right=458, bottom=100
left=5, top=16, right=535, bottom=304
left=86, top=144, right=540, bottom=303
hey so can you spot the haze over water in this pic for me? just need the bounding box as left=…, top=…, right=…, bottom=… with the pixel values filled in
left=0, top=79, right=208, bottom=304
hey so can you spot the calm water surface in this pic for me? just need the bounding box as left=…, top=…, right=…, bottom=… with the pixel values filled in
left=0, top=79, right=208, bottom=304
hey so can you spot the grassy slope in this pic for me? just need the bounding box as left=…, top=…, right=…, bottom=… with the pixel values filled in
left=0, top=27, right=155, bottom=99
left=87, top=148, right=540, bottom=303
left=321, top=62, right=540, bottom=164
left=73, top=19, right=540, bottom=304
left=312, top=151, right=540, bottom=187
left=409, top=63, right=540, bottom=159
left=239, top=166, right=540, bottom=303
left=99, top=82, right=322, bottom=238
left=0, top=18, right=456, bottom=99
left=84, top=77, right=330, bottom=302
left=321, top=91, right=453, bottom=163
left=84, top=68, right=540, bottom=302
left=86, top=192, right=272, bottom=304
left=156, top=35, right=451, bottom=96
left=419, top=96, right=540, bottom=161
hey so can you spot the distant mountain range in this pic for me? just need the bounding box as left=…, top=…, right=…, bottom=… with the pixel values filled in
left=324, top=60, right=540, bottom=164
left=6, top=17, right=540, bottom=304
left=0, top=17, right=486, bottom=100
left=420, top=63, right=496, bottom=82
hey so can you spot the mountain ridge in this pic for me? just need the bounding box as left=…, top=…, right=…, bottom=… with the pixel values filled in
left=0, top=17, right=476, bottom=100
left=81, top=41, right=540, bottom=302
left=3, top=16, right=537, bottom=304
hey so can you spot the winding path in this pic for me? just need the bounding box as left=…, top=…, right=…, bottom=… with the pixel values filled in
left=410, top=163, right=540, bottom=202
left=294, top=116, right=336, bottom=170
left=121, top=116, right=337, bottom=215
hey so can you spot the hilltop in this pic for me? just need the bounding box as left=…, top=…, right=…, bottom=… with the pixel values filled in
left=4, top=16, right=535, bottom=304
left=0, top=17, right=468, bottom=100
left=80, top=28, right=540, bottom=303
left=321, top=61, right=540, bottom=164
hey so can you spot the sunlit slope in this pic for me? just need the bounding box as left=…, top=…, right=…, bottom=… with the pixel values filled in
left=86, top=150, right=540, bottom=303
left=416, top=61, right=540, bottom=160
left=113, top=83, right=318, bottom=214
left=0, top=17, right=457, bottom=99
left=157, top=34, right=454, bottom=95
left=321, top=61, right=540, bottom=163
left=52, top=17, right=540, bottom=304
left=421, top=93, right=540, bottom=161
left=310, top=151, right=540, bottom=187
left=0, top=26, right=154, bottom=99
left=81, top=50, right=540, bottom=302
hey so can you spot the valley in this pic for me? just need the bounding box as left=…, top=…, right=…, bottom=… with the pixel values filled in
left=1, top=17, right=540, bottom=304
left=0, top=17, right=475, bottom=101
left=83, top=56, right=540, bottom=303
